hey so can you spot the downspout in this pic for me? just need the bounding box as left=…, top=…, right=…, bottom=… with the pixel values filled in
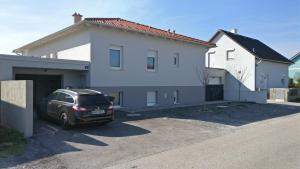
left=255, top=57, right=263, bottom=91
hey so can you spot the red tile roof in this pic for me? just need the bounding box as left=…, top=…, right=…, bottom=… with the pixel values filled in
left=85, top=18, right=214, bottom=47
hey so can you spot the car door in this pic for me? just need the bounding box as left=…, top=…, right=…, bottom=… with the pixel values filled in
left=47, top=92, right=62, bottom=118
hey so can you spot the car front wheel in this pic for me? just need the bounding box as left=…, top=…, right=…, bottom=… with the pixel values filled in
left=60, top=112, right=71, bottom=129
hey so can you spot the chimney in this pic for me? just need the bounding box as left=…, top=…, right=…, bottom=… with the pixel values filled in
left=230, top=28, right=238, bottom=34
left=72, top=12, right=83, bottom=24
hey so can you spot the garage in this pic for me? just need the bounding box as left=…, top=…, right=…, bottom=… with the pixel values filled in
left=205, top=68, right=226, bottom=101
left=15, top=74, right=62, bottom=114
left=0, top=54, right=90, bottom=137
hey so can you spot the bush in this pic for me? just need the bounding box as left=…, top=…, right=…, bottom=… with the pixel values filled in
left=289, top=78, right=295, bottom=88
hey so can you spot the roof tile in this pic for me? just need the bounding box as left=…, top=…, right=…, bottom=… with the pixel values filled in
left=85, top=18, right=214, bottom=47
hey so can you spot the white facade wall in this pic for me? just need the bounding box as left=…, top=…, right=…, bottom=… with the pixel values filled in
left=89, top=27, right=207, bottom=87
left=206, top=33, right=256, bottom=100
left=25, top=30, right=91, bottom=61
left=256, top=60, right=289, bottom=89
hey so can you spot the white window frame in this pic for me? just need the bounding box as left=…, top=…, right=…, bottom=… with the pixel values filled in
left=50, top=52, right=58, bottom=59
left=226, top=49, right=235, bottom=60
left=110, top=91, right=123, bottom=108
left=147, top=91, right=157, bottom=106
left=173, top=90, right=179, bottom=104
left=173, top=53, right=179, bottom=67
left=206, top=51, right=215, bottom=68
left=109, top=45, right=123, bottom=70
left=147, top=50, right=157, bottom=72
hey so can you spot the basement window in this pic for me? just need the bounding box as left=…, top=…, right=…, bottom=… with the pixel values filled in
left=110, top=92, right=123, bottom=107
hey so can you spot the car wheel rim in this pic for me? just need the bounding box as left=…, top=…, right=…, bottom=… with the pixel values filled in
left=61, top=113, right=68, bottom=125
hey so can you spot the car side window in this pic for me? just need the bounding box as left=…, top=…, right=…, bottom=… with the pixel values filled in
left=48, top=93, right=59, bottom=101
left=64, top=94, right=74, bottom=103
left=55, top=93, right=65, bottom=102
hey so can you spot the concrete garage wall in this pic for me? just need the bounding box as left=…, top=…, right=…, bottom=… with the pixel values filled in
left=0, top=80, right=33, bottom=137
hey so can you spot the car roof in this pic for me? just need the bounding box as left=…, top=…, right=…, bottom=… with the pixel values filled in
left=56, top=89, right=102, bottom=95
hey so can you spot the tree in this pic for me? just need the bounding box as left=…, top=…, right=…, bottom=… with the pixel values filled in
left=233, top=67, right=250, bottom=101
left=194, top=66, right=211, bottom=110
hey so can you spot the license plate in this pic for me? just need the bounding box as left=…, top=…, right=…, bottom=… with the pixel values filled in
left=91, top=109, right=105, bottom=115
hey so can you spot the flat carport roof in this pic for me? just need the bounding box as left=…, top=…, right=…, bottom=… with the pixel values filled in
left=0, top=54, right=89, bottom=75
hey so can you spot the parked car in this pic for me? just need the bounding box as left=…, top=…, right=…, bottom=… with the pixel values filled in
left=39, top=89, right=114, bottom=129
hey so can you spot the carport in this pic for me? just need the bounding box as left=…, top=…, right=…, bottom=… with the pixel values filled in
left=0, top=54, right=89, bottom=137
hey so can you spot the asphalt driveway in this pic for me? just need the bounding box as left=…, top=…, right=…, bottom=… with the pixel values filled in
left=1, top=102, right=300, bottom=169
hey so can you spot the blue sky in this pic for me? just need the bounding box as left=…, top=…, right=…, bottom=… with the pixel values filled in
left=0, top=0, right=299, bottom=57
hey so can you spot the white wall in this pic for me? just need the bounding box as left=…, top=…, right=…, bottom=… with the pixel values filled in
left=256, top=60, right=289, bottom=89
left=1, top=80, right=33, bottom=137
left=89, top=27, right=207, bottom=87
left=25, top=30, right=91, bottom=61
left=240, top=90, right=267, bottom=103
left=57, top=43, right=91, bottom=61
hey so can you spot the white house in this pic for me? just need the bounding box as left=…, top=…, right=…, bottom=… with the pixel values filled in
left=10, top=13, right=215, bottom=110
left=206, top=29, right=292, bottom=102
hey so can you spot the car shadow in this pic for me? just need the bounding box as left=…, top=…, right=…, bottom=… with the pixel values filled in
left=0, top=119, right=150, bottom=168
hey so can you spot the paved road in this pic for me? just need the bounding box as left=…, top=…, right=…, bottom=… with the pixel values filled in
left=105, top=113, right=300, bottom=169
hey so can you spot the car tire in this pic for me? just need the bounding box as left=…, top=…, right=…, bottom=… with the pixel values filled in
left=60, top=112, right=71, bottom=129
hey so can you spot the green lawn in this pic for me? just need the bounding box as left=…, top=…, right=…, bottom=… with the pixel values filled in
left=0, top=127, right=27, bottom=159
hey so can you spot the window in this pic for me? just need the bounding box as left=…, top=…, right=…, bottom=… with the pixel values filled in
left=110, top=92, right=123, bottom=107
left=226, top=50, right=235, bottom=60
left=48, top=92, right=59, bottom=100
left=109, top=46, right=122, bottom=69
left=78, top=94, right=110, bottom=106
left=147, top=91, right=157, bottom=106
left=208, top=77, right=222, bottom=85
left=206, top=52, right=215, bottom=68
left=50, top=52, right=57, bottom=59
left=55, top=93, right=74, bottom=103
left=63, top=94, right=74, bottom=103
left=147, top=50, right=157, bottom=71
left=173, top=90, right=179, bottom=104
left=173, top=53, right=179, bottom=67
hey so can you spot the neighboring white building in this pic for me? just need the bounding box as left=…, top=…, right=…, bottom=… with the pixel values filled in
left=11, top=13, right=215, bottom=110
left=206, top=29, right=292, bottom=101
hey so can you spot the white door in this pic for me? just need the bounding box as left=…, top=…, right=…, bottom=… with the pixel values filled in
left=147, top=91, right=157, bottom=106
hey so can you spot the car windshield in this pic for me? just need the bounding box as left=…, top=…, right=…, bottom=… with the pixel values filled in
left=78, top=94, right=110, bottom=106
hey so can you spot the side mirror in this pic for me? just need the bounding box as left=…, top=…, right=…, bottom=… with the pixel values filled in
left=105, top=96, right=115, bottom=102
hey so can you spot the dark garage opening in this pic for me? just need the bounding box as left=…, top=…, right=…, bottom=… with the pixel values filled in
left=205, top=84, right=224, bottom=101
left=15, top=74, right=62, bottom=117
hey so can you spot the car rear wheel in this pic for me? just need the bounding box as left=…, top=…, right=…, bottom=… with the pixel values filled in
left=60, top=112, right=71, bottom=129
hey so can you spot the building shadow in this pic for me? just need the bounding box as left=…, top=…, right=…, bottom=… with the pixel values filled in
left=116, top=102, right=300, bottom=127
